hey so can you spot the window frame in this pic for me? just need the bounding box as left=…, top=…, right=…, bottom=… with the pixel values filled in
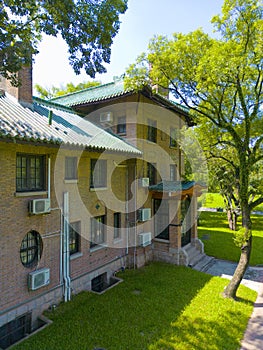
left=16, top=153, right=46, bottom=192
left=170, top=127, right=178, bottom=148
left=170, top=164, right=177, bottom=181
left=90, top=159, right=107, bottom=189
left=147, top=119, right=157, bottom=143
left=117, top=116, right=126, bottom=135
left=69, top=221, right=81, bottom=255
left=147, top=162, right=157, bottom=186
left=65, top=156, right=78, bottom=180
left=90, top=215, right=106, bottom=248
left=20, top=230, right=43, bottom=268
left=113, top=212, right=121, bottom=239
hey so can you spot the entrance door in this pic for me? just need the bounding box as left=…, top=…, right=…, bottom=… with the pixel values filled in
left=181, top=197, right=191, bottom=246
left=154, top=199, right=169, bottom=240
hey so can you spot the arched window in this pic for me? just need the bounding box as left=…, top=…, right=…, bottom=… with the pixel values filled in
left=20, top=231, right=43, bottom=267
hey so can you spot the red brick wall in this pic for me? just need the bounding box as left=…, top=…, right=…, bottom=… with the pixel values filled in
left=0, top=65, right=32, bottom=105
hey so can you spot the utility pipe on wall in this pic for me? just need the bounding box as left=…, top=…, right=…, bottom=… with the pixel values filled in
left=63, top=192, right=71, bottom=302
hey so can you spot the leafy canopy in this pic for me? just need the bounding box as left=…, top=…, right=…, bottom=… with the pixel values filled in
left=125, top=0, right=263, bottom=212
left=1, top=0, right=128, bottom=85
left=125, top=0, right=263, bottom=298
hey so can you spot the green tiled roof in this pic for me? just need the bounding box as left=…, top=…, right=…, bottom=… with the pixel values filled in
left=0, top=92, right=141, bottom=155
left=50, top=78, right=133, bottom=107
left=50, top=77, right=190, bottom=117
left=149, top=181, right=196, bottom=192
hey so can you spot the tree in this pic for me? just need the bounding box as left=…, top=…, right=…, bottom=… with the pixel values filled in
left=1, top=0, right=128, bottom=85
left=125, top=0, right=263, bottom=299
left=35, top=80, right=101, bottom=99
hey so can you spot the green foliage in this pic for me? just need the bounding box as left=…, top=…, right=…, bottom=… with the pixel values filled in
left=125, top=0, right=263, bottom=217
left=12, top=263, right=256, bottom=350
left=34, top=80, right=101, bottom=99
left=199, top=211, right=263, bottom=265
left=233, top=227, right=252, bottom=248
left=1, top=0, right=128, bottom=84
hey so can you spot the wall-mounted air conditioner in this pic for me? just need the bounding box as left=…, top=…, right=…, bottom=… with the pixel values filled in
left=138, top=208, right=151, bottom=222
left=28, top=268, right=50, bottom=291
left=100, top=111, right=113, bottom=123
left=29, top=199, right=50, bottom=215
left=139, top=177, right=149, bottom=187
left=138, top=232, right=152, bottom=247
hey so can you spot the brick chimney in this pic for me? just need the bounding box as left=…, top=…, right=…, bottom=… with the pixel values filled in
left=0, top=64, right=33, bottom=106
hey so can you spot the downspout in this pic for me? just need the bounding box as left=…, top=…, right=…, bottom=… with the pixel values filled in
left=48, top=156, right=51, bottom=201
left=47, top=155, right=63, bottom=285
left=126, top=163, right=129, bottom=256
left=63, top=192, right=71, bottom=302
left=134, top=161, right=137, bottom=269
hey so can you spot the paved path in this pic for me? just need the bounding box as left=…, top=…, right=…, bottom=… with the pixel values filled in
left=203, top=259, right=263, bottom=349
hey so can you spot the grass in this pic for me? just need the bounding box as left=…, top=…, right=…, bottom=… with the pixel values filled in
left=198, top=211, right=263, bottom=266
left=13, top=263, right=256, bottom=350
left=199, top=192, right=225, bottom=209
left=200, top=192, right=263, bottom=212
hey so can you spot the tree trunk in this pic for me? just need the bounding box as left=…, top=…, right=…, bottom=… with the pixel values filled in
left=227, top=209, right=237, bottom=231
left=222, top=234, right=252, bottom=299
left=223, top=204, right=252, bottom=299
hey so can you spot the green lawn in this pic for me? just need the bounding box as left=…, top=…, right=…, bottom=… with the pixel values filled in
left=14, top=263, right=256, bottom=350
left=198, top=211, right=263, bottom=266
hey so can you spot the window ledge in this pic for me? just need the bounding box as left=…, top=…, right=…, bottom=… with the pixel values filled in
left=113, top=238, right=123, bottom=244
left=90, top=187, right=108, bottom=192
left=153, top=238, right=170, bottom=243
left=90, top=244, right=108, bottom=253
left=70, top=252, right=83, bottom=260
left=64, top=179, right=78, bottom=184
left=15, top=191, right=48, bottom=197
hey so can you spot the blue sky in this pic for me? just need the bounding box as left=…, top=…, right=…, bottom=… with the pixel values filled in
left=33, top=0, right=224, bottom=90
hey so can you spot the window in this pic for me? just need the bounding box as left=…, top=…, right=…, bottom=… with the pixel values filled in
left=16, top=154, right=45, bottom=192
left=114, top=212, right=121, bottom=239
left=170, top=127, right=178, bottom=148
left=147, top=119, right=157, bottom=143
left=90, top=216, right=106, bottom=248
left=69, top=221, right=80, bottom=255
left=65, top=157, right=78, bottom=180
left=0, top=313, right=31, bottom=349
left=20, top=231, right=43, bottom=267
left=170, top=164, right=177, bottom=181
left=117, top=116, right=126, bottom=135
left=147, top=162, right=157, bottom=186
left=90, top=159, right=107, bottom=188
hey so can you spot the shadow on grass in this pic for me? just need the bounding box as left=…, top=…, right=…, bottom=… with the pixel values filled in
left=198, top=211, right=230, bottom=229
left=148, top=278, right=255, bottom=350
left=149, top=311, right=247, bottom=350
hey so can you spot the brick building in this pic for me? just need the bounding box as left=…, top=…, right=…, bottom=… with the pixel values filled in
left=0, top=72, right=141, bottom=348
left=0, top=71, right=205, bottom=348
left=51, top=77, right=205, bottom=267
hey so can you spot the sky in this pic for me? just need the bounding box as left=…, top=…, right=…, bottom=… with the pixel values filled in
left=33, top=0, right=224, bottom=92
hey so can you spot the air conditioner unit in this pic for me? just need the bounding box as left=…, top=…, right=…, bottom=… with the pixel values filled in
left=100, top=111, right=113, bottom=123
left=28, top=268, right=50, bottom=291
left=138, top=208, right=151, bottom=222
left=29, top=199, right=50, bottom=215
left=139, top=177, right=149, bottom=187
left=138, top=232, right=152, bottom=247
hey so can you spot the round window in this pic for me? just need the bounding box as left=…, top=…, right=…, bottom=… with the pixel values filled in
left=20, top=230, right=43, bottom=267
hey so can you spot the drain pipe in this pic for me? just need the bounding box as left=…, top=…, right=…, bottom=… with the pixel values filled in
left=63, top=192, right=71, bottom=302
left=48, top=156, right=51, bottom=201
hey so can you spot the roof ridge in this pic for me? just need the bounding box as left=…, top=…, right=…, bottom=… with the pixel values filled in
left=33, top=96, right=78, bottom=113
left=50, top=81, right=117, bottom=101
